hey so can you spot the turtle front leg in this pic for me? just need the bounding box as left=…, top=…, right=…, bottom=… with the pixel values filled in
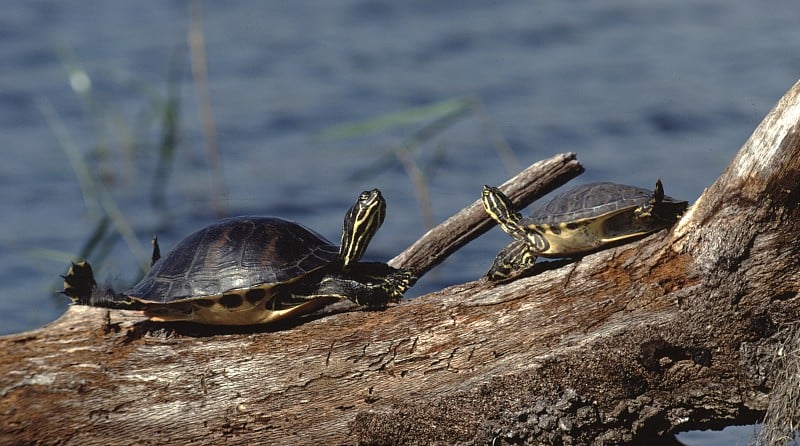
left=308, top=277, right=402, bottom=308
left=487, top=239, right=538, bottom=282
left=380, top=268, right=418, bottom=301
left=345, top=262, right=418, bottom=302
left=309, top=260, right=419, bottom=308
left=354, top=268, right=418, bottom=307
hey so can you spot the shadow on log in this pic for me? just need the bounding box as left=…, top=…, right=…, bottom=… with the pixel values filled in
left=3, top=79, right=800, bottom=445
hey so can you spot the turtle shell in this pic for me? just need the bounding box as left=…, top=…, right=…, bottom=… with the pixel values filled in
left=525, top=182, right=682, bottom=225
left=127, top=216, right=340, bottom=303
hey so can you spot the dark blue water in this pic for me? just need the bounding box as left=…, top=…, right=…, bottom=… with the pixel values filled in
left=3, top=1, right=798, bottom=443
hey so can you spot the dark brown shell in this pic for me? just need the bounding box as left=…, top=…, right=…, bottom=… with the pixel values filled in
left=126, top=217, right=340, bottom=303
left=526, top=182, right=685, bottom=225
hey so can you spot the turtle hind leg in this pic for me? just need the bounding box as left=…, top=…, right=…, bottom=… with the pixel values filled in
left=151, top=236, right=161, bottom=266
left=61, top=261, right=97, bottom=305
left=635, top=179, right=666, bottom=219
left=61, top=261, right=144, bottom=310
left=652, top=179, right=664, bottom=205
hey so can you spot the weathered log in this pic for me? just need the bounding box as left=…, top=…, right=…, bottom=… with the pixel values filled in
left=2, top=76, right=800, bottom=445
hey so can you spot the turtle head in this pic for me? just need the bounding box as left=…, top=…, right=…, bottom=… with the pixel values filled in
left=340, top=189, right=386, bottom=268
left=482, top=185, right=526, bottom=239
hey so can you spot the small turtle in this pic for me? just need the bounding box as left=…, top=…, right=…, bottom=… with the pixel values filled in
left=62, top=189, right=416, bottom=325
left=481, top=180, right=688, bottom=281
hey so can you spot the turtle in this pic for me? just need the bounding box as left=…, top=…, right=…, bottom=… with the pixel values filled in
left=481, top=180, right=688, bottom=281
left=62, top=189, right=417, bottom=325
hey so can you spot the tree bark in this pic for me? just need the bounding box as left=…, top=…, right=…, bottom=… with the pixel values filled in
left=3, top=79, right=800, bottom=445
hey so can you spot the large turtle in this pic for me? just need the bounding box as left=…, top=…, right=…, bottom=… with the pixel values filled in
left=481, top=180, right=688, bottom=281
left=62, top=189, right=416, bottom=325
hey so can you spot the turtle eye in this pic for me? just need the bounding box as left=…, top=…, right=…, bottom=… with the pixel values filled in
left=359, top=189, right=382, bottom=205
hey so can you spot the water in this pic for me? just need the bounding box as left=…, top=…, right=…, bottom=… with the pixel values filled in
left=2, top=1, right=798, bottom=443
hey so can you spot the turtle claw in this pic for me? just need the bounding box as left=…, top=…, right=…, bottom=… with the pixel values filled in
left=389, top=268, right=417, bottom=292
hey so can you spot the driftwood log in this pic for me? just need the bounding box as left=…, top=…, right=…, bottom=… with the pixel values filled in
left=3, top=78, right=800, bottom=445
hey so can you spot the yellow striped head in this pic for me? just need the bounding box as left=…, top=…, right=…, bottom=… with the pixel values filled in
left=482, top=185, right=526, bottom=238
left=340, top=189, right=386, bottom=268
